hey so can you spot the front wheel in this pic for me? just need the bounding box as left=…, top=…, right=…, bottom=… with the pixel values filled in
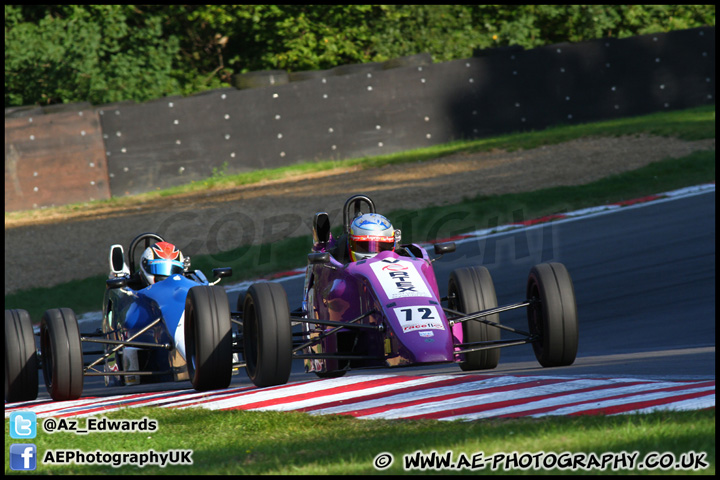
left=184, top=285, right=233, bottom=391
left=5, top=309, right=39, bottom=402
left=40, top=308, right=83, bottom=401
left=527, top=263, right=578, bottom=367
left=449, top=266, right=501, bottom=371
left=242, top=282, right=292, bottom=388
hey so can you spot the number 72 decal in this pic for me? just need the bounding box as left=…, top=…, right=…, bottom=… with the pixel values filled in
left=392, top=305, right=445, bottom=333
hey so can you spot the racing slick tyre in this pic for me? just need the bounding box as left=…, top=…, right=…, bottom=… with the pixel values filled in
left=526, top=262, right=578, bottom=367
left=184, top=285, right=233, bottom=392
left=40, top=308, right=83, bottom=401
left=242, top=282, right=292, bottom=388
left=5, top=309, right=39, bottom=402
left=449, top=266, right=501, bottom=371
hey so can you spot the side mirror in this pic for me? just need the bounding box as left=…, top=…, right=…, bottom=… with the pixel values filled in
left=434, top=242, right=456, bottom=255
left=209, top=267, right=232, bottom=285
left=308, top=252, right=331, bottom=265
left=106, top=276, right=128, bottom=289
left=213, top=267, right=233, bottom=279
left=313, top=212, right=331, bottom=244
left=109, top=244, right=129, bottom=277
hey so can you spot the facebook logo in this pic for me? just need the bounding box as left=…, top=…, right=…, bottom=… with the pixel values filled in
left=10, top=411, right=37, bottom=439
left=10, top=444, right=37, bottom=471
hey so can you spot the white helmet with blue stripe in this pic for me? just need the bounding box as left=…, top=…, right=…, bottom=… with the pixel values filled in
left=348, top=213, right=395, bottom=262
left=140, top=241, right=185, bottom=285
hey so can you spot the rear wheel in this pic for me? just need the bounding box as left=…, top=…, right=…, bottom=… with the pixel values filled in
left=243, top=282, right=292, bottom=388
left=40, top=308, right=83, bottom=401
left=449, top=266, right=501, bottom=370
left=185, top=285, right=233, bottom=391
left=527, top=263, right=578, bottom=367
left=5, top=309, right=39, bottom=402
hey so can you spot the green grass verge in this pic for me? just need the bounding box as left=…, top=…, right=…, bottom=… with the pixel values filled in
left=5, top=407, right=715, bottom=474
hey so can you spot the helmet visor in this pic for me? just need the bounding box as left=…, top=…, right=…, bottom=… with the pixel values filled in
left=145, top=259, right=184, bottom=277
left=350, top=235, right=395, bottom=254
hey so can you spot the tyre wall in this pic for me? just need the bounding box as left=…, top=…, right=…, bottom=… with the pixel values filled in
left=4, top=26, right=714, bottom=211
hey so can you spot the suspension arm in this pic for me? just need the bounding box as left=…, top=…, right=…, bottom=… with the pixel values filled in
left=444, top=301, right=534, bottom=336
left=292, top=309, right=378, bottom=353
left=453, top=338, right=537, bottom=354
left=84, top=317, right=163, bottom=372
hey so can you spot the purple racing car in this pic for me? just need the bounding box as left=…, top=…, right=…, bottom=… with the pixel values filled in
left=237, top=195, right=578, bottom=388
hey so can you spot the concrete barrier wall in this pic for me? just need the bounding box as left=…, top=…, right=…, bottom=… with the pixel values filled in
left=4, top=26, right=715, bottom=212
left=4, top=109, right=111, bottom=211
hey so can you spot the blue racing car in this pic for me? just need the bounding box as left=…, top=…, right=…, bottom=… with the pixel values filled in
left=5, top=232, right=235, bottom=402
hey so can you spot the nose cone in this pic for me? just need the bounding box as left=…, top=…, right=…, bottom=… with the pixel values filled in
left=397, top=332, right=454, bottom=364
left=388, top=302, right=454, bottom=364
left=411, top=345, right=454, bottom=363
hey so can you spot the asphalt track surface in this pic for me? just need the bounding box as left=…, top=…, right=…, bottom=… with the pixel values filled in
left=10, top=188, right=715, bottom=406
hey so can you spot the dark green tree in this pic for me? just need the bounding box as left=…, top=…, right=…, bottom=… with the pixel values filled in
left=5, top=5, right=181, bottom=106
left=4, top=5, right=715, bottom=107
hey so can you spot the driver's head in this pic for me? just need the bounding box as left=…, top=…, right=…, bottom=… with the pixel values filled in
left=140, top=242, right=184, bottom=285
left=348, top=213, right=395, bottom=262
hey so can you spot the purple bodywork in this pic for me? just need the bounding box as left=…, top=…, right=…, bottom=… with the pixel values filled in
left=302, top=235, right=464, bottom=374
left=239, top=194, right=577, bottom=388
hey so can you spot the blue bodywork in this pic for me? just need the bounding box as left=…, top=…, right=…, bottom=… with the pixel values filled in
left=102, top=271, right=210, bottom=386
